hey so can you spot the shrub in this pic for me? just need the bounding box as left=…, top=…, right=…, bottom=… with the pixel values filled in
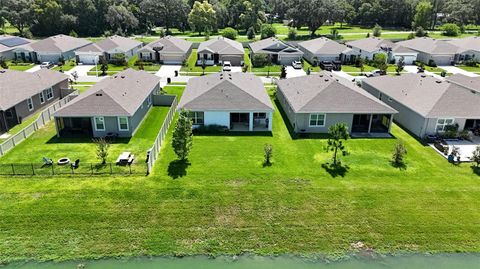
left=93, top=138, right=110, bottom=164
left=471, top=145, right=480, bottom=167
left=0, top=57, right=7, bottom=69
left=172, top=110, right=193, bottom=160
left=407, top=33, right=415, bottom=39
left=260, top=24, right=276, bottom=39
left=158, top=29, right=165, bottom=37
left=442, top=23, right=460, bottom=37
left=372, top=53, right=387, bottom=71
left=193, top=124, right=228, bottom=134
left=222, top=27, right=238, bottom=40
left=415, top=26, right=426, bottom=37
left=252, top=54, right=269, bottom=67
left=391, top=141, right=407, bottom=167
left=264, top=144, right=273, bottom=166
left=287, top=27, right=297, bottom=40
left=280, top=65, right=287, bottom=79
left=329, top=29, right=342, bottom=40
left=427, top=59, right=437, bottom=67
left=440, top=70, right=447, bottom=77
left=247, top=27, right=256, bottom=40
left=464, top=58, right=478, bottom=67
left=373, top=24, right=382, bottom=37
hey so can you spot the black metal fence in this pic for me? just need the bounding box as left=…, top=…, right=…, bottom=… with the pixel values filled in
left=0, top=163, right=147, bottom=176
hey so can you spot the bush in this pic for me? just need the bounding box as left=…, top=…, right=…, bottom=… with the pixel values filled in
left=442, top=23, right=460, bottom=37
left=193, top=124, right=228, bottom=134
left=427, top=59, right=437, bottom=67
left=260, top=24, right=276, bottom=39
left=465, top=58, right=478, bottom=67
left=415, top=27, right=426, bottom=37
left=373, top=24, right=382, bottom=37
left=391, top=141, right=407, bottom=168
left=264, top=144, right=273, bottom=166
left=407, top=33, right=415, bottom=39
left=252, top=54, right=269, bottom=67
left=221, top=27, right=238, bottom=40
left=247, top=27, right=256, bottom=40
left=287, top=27, right=297, bottom=40
left=158, top=29, right=165, bottom=37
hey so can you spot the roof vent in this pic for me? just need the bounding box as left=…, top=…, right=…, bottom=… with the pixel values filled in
left=436, top=80, right=442, bottom=83
left=319, top=74, right=323, bottom=77
left=0, top=70, right=5, bottom=74
left=121, top=76, right=125, bottom=79
left=325, top=79, right=329, bottom=82
left=96, top=93, right=103, bottom=96
left=421, top=74, right=426, bottom=78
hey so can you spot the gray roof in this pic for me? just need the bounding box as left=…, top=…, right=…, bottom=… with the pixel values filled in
left=76, top=35, right=142, bottom=54
left=363, top=73, right=480, bottom=118
left=54, top=69, right=159, bottom=117
left=197, top=37, right=243, bottom=55
left=346, top=37, right=395, bottom=53
left=140, top=36, right=192, bottom=54
left=447, top=74, right=480, bottom=93
left=298, top=37, right=351, bottom=55
left=0, top=35, right=33, bottom=53
left=178, top=72, right=274, bottom=111
left=18, top=34, right=92, bottom=53
left=397, top=37, right=459, bottom=55
left=277, top=72, right=397, bottom=114
left=447, top=36, right=480, bottom=53
left=249, top=37, right=303, bottom=55
left=0, top=69, right=68, bottom=110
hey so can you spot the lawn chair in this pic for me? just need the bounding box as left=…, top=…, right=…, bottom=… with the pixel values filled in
left=42, top=157, right=53, bottom=166
left=71, top=159, right=80, bottom=169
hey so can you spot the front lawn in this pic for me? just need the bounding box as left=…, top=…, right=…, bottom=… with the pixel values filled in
left=180, top=49, right=223, bottom=74
left=457, top=65, right=480, bottom=73
left=1, top=61, right=36, bottom=71
left=53, top=59, right=76, bottom=72
left=341, top=64, right=376, bottom=73
left=424, top=66, right=447, bottom=73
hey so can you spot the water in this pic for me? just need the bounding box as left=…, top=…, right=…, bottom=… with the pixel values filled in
left=3, top=254, right=480, bottom=269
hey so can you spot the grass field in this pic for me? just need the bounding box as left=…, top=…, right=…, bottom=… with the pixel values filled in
left=0, top=87, right=480, bottom=263
left=52, top=59, right=76, bottom=72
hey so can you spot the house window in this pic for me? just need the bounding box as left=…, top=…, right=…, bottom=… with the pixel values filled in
left=46, top=88, right=54, bottom=100
left=254, top=112, right=266, bottom=119
left=27, top=97, right=34, bottom=111
left=39, top=92, right=45, bottom=104
left=436, top=118, right=454, bottom=132
left=309, top=113, right=325, bottom=127
left=147, top=95, right=152, bottom=106
left=118, top=117, right=129, bottom=131
left=188, top=111, right=204, bottom=125
left=94, top=116, right=105, bottom=131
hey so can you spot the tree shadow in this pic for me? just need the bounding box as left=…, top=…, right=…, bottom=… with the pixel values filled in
left=472, top=165, right=480, bottom=176
left=262, top=161, right=273, bottom=167
left=322, top=162, right=350, bottom=178
left=390, top=161, right=407, bottom=170
left=167, top=159, right=191, bottom=179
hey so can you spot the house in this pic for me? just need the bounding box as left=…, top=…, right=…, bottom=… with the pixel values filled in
left=0, top=35, right=33, bottom=60
left=298, top=37, right=354, bottom=64
left=447, top=36, right=480, bottom=63
left=178, top=72, right=274, bottom=131
left=397, top=37, right=458, bottom=65
left=13, top=34, right=92, bottom=63
left=0, top=69, right=69, bottom=134
left=362, top=73, right=480, bottom=138
left=276, top=72, right=397, bottom=135
left=346, top=37, right=418, bottom=64
left=53, top=69, right=160, bottom=138
left=138, top=36, right=193, bottom=64
left=197, top=37, right=244, bottom=66
left=249, top=37, right=304, bottom=65
left=75, top=35, right=143, bottom=64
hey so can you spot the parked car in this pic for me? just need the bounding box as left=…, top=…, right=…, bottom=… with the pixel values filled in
left=40, top=62, right=54, bottom=69
left=367, top=69, right=386, bottom=77
left=222, top=61, right=232, bottom=72
left=320, top=61, right=334, bottom=71
left=292, top=61, right=302, bottom=69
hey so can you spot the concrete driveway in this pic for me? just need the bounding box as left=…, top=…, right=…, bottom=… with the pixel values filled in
left=66, top=65, right=95, bottom=77
left=25, top=65, right=41, bottom=73
left=439, top=66, right=479, bottom=77
left=286, top=66, right=306, bottom=78
left=156, top=65, right=182, bottom=78
left=404, top=65, right=444, bottom=80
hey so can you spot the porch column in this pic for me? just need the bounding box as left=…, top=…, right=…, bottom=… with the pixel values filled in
left=268, top=112, right=273, bottom=131
left=55, top=118, right=61, bottom=138
left=367, top=114, right=373, bottom=133
left=388, top=114, right=394, bottom=133
left=249, top=112, right=254, bottom=131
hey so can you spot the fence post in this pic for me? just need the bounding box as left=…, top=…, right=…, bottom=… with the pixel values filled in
left=129, top=164, right=132, bottom=175
left=23, top=129, right=27, bottom=139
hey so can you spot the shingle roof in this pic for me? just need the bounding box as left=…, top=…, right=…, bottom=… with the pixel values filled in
left=363, top=73, right=480, bottom=118
left=178, top=72, right=274, bottom=111
left=249, top=37, right=303, bottom=55
left=197, top=37, right=243, bottom=55
left=298, top=37, right=351, bottom=55
left=346, top=37, right=395, bottom=53
left=277, top=72, right=397, bottom=114
left=140, top=36, right=192, bottom=54
left=0, top=69, right=68, bottom=110
left=397, top=37, right=459, bottom=55
left=53, top=69, right=159, bottom=117
left=19, top=34, right=92, bottom=53
left=447, top=36, right=480, bottom=53
left=76, top=35, right=142, bottom=54
left=447, top=74, right=480, bottom=93
left=0, top=35, right=33, bottom=53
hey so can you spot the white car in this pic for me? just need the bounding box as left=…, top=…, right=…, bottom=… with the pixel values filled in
left=40, top=62, right=54, bottom=69
left=222, top=61, right=232, bottom=72
left=292, top=61, right=302, bottom=69
left=367, top=69, right=386, bottom=77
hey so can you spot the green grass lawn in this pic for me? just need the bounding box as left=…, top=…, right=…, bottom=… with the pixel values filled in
left=52, top=59, right=76, bottom=72
left=0, top=112, right=42, bottom=143
left=251, top=65, right=282, bottom=73
left=162, top=85, right=185, bottom=99
left=457, top=65, right=480, bottom=73
left=424, top=66, right=447, bottom=73
left=341, top=65, right=376, bottom=73
left=1, top=61, right=36, bottom=71
left=180, top=49, right=222, bottom=74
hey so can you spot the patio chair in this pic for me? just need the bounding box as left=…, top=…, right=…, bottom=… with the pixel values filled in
left=42, top=157, right=53, bottom=166
left=71, top=159, right=80, bottom=169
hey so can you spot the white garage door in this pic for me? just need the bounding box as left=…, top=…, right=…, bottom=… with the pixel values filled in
left=77, top=55, right=98, bottom=65
left=395, top=55, right=416, bottom=65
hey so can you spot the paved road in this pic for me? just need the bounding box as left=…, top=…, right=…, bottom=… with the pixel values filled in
left=25, top=65, right=41, bottom=73
left=439, top=66, right=479, bottom=77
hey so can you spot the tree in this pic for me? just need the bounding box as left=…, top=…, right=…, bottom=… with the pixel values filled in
left=172, top=110, right=193, bottom=161
left=396, top=56, right=405, bottom=75
left=247, top=26, right=256, bottom=39
left=442, top=23, right=460, bottom=37
left=287, top=27, right=297, bottom=40
left=415, top=26, right=426, bottom=37
left=263, top=144, right=273, bottom=166
left=105, top=5, right=139, bottom=35
left=93, top=138, right=110, bottom=165
left=239, top=0, right=267, bottom=32
left=280, top=65, right=287, bottom=79
left=260, top=23, right=276, bottom=39
left=333, top=0, right=355, bottom=29
left=373, top=53, right=387, bottom=71
left=413, top=1, right=433, bottom=29
left=222, top=27, right=238, bottom=39
left=0, top=0, right=34, bottom=36
left=286, top=0, right=332, bottom=37
left=372, top=23, right=382, bottom=37
left=188, top=0, right=217, bottom=35
left=391, top=141, right=407, bottom=167
left=99, top=57, right=108, bottom=76
left=326, top=123, right=349, bottom=166
left=471, top=145, right=480, bottom=167
left=139, top=0, right=189, bottom=33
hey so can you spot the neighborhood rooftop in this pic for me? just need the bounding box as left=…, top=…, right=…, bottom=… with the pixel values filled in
left=0, top=69, right=68, bottom=110
left=53, top=69, right=159, bottom=117
left=298, top=37, right=352, bottom=55
left=21, top=34, right=92, bottom=53
left=178, top=72, right=274, bottom=111
left=447, top=36, right=480, bottom=54
left=363, top=73, right=480, bottom=118
left=249, top=37, right=302, bottom=54
left=76, top=35, right=142, bottom=54
left=197, top=36, right=243, bottom=55
left=346, top=37, right=395, bottom=53
left=277, top=72, right=397, bottom=114
left=397, top=37, right=460, bottom=55
left=0, top=35, right=32, bottom=53
left=141, top=36, right=192, bottom=53
left=447, top=73, right=480, bottom=93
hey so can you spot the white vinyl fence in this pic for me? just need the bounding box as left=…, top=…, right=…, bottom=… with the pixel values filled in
left=147, top=96, right=178, bottom=174
left=0, top=91, right=79, bottom=157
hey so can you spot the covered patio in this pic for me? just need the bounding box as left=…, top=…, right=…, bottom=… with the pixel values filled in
left=230, top=112, right=272, bottom=132
left=55, top=117, right=93, bottom=137
left=351, top=114, right=393, bottom=135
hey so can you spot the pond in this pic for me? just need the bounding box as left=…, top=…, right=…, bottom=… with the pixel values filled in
left=4, top=254, right=480, bottom=269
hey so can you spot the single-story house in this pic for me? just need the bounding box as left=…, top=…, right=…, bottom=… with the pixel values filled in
left=397, top=37, right=458, bottom=65
left=362, top=73, right=480, bottom=138
left=0, top=69, right=69, bottom=134
left=249, top=37, right=304, bottom=65
left=298, top=37, right=354, bottom=64
left=0, top=35, right=33, bottom=60
left=12, top=34, right=92, bottom=63
left=447, top=36, right=480, bottom=63
left=138, top=36, right=193, bottom=64
left=75, top=35, right=143, bottom=64
left=276, top=72, right=397, bottom=134
left=53, top=69, right=160, bottom=138
left=346, top=37, right=418, bottom=64
left=197, top=37, right=244, bottom=66
left=178, top=72, right=274, bottom=131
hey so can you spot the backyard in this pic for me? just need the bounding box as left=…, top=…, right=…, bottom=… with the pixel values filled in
left=0, top=88, right=479, bottom=262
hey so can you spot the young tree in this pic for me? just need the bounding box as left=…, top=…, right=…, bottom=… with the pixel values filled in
left=260, top=23, right=276, bottom=39
left=373, top=53, right=387, bottom=72
left=247, top=26, right=256, bottom=39
left=264, top=144, right=273, bottom=166
left=326, top=123, right=350, bottom=166
left=93, top=138, right=110, bottom=165
left=413, top=1, right=433, bottom=29
left=391, top=141, right=407, bottom=167
left=396, top=56, right=405, bottom=75
left=372, top=24, right=382, bottom=37
left=188, top=0, right=217, bottom=35
left=172, top=110, right=193, bottom=161
left=470, top=145, right=480, bottom=167
left=280, top=65, right=287, bottom=79
left=99, top=57, right=109, bottom=76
